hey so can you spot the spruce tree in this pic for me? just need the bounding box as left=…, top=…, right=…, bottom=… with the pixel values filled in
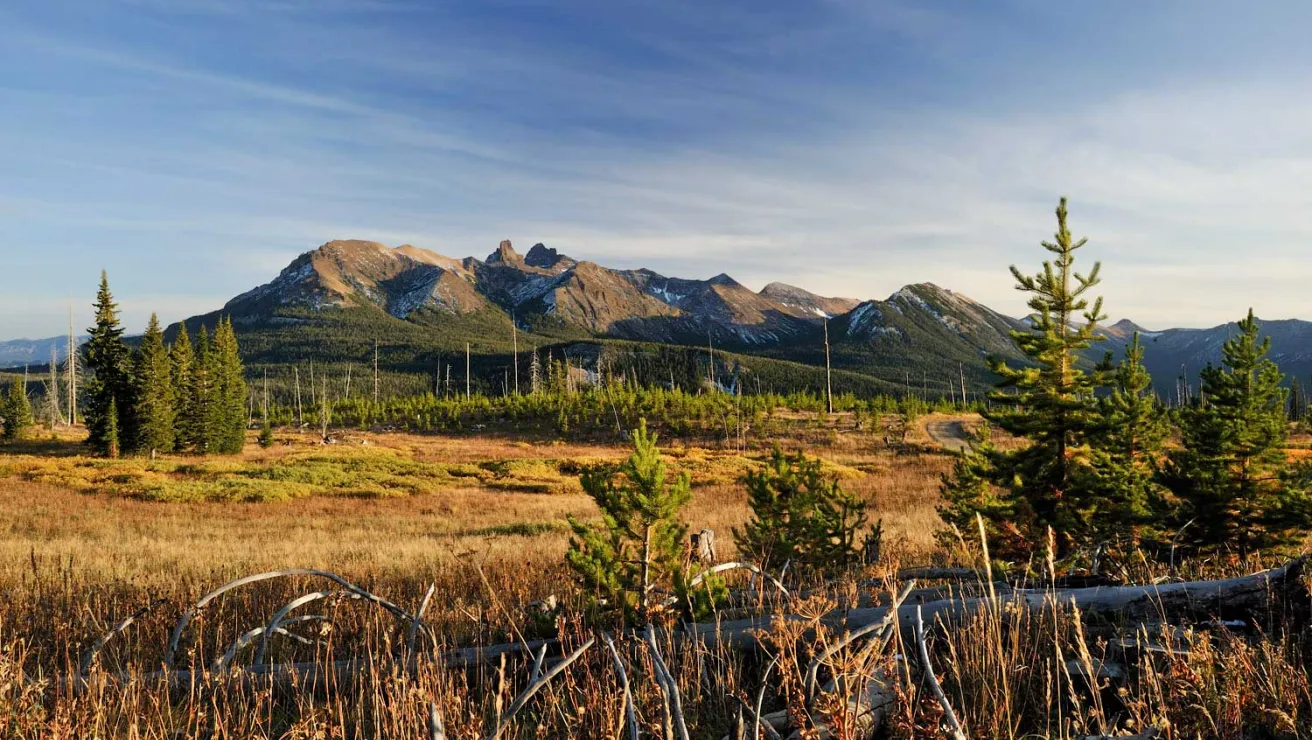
left=734, top=448, right=869, bottom=576
left=192, top=326, right=215, bottom=453
left=1160, top=310, right=1310, bottom=552
left=2, top=380, right=33, bottom=441
left=1085, top=334, right=1172, bottom=543
left=170, top=324, right=197, bottom=451
left=566, top=419, right=708, bottom=622
left=1290, top=376, right=1307, bottom=423
left=132, top=313, right=176, bottom=454
left=83, top=272, right=135, bottom=456
left=209, top=318, right=248, bottom=454
left=104, top=396, right=120, bottom=458
left=940, top=198, right=1107, bottom=557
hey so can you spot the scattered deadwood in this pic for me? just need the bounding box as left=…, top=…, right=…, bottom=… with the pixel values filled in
left=78, top=598, right=167, bottom=678
left=915, top=604, right=968, bottom=740
left=70, top=557, right=1306, bottom=740
left=164, top=568, right=416, bottom=669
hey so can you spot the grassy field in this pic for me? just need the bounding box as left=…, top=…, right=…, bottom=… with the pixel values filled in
left=2, top=413, right=1309, bottom=738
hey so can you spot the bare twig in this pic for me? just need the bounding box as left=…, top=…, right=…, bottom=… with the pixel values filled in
left=646, top=624, right=691, bottom=740
left=407, top=583, right=436, bottom=654
left=914, top=605, right=967, bottom=740
left=78, top=598, right=167, bottom=678
left=602, top=633, right=639, bottom=740
left=488, top=637, right=594, bottom=739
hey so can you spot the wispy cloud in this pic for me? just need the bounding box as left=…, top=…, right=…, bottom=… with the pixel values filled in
left=4, top=1, right=1312, bottom=337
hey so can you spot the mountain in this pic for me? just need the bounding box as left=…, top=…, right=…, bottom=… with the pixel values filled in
left=168, top=237, right=1312, bottom=400
left=164, top=238, right=1036, bottom=396
left=1096, top=317, right=1312, bottom=395
left=0, top=335, right=85, bottom=368
left=758, top=283, right=860, bottom=319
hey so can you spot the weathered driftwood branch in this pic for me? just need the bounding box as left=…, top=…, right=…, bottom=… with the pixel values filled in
left=647, top=624, right=691, bottom=740
left=915, top=605, right=967, bottom=740
left=602, top=634, right=640, bottom=740
left=164, top=569, right=415, bottom=668
left=408, top=583, right=437, bottom=655
left=253, top=591, right=335, bottom=666
left=488, top=637, right=594, bottom=740
left=79, top=598, right=167, bottom=678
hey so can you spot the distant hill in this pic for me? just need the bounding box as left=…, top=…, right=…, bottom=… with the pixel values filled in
left=0, top=335, right=86, bottom=368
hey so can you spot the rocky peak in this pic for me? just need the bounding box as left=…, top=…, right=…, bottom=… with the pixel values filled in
left=486, top=240, right=522, bottom=264
left=524, top=243, right=572, bottom=269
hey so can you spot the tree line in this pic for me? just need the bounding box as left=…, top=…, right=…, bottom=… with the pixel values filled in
left=940, top=198, right=1312, bottom=561
left=1, top=273, right=251, bottom=456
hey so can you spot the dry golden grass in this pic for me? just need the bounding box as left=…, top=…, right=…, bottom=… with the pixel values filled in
left=7, top=415, right=1304, bottom=738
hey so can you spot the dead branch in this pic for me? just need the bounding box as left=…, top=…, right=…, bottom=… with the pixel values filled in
left=408, top=583, right=436, bottom=655
left=487, top=637, right=595, bottom=739
left=428, top=702, right=447, bottom=740
left=78, top=598, right=167, bottom=678
left=253, top=591, right=334, bottom=667
left=165, top=568, right=415, bottom=668
left=915, top=605, right=967, bottom=740
left=602, top=633, right=639, bottom=740
left=646, top=624, right=691, bottom=740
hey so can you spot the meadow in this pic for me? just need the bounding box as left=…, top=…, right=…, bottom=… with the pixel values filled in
left=1, top=412, right=1308, bottom=738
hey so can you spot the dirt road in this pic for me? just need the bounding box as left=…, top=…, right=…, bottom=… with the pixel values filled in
left=924, top=418, right=971, bottom=453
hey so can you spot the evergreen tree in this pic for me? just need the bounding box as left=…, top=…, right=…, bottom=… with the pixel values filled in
left=566, top=419, right=712, bottom=621
left=1, top=380, right=33, bottom=441
left=83, top=272, right=136, bottom=456
left=1290, top=376, right=1307, bottom=423
left=170, top=324, right=198, bottom=451
left=104, top=396, right=120, bottom=458
left=1085, top=334, right=1172, bottom=543
left=734, top=448, right=869, bottom=576
left=258, top=416, right=275, bottom=448
left=940, top=198, right=1107, bottom=557
left=209, top=318, right=249, bottom=454
left=936, top=424, right=1029, bottom=554
left=132, top=313, right=176, bottom=454
left=192, top=326, right=215, bottom=453
left=1160, top=310, right=1310, bottom=552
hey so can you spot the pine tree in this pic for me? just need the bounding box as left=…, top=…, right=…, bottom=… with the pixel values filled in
left=259, top=416, right=275, bottom=448
left=940, top=198, right=1107, bottom=557
left=566, top=419, right=705, bottom=621
left=170, top=324, right=198, bottom=451
left=1160, top=310, right=1310, bottom=552
left=200, top=319, right=248, bottom=454
left=104, top=396, right=120, bottom=458
left=2, top=380, right=33, bottom=441
left=936, top=424, right=1028, bottom=554
left=83, top=272, right=135, bottom=456
left=734, top=448, right=869, bottom=576
left=1085, top=334, right=1172, bottom=543
left=132, top=313, right=176, bottom=454
left=1290, top=376, right=1307, bottom=423
left=192, top=326, right=215, bottom=453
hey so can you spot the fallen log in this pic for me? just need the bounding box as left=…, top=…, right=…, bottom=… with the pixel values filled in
left=692, top=557, right=1308, bottom=651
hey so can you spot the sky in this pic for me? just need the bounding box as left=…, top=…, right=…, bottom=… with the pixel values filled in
left=4, top=0, right=1312, bottom=339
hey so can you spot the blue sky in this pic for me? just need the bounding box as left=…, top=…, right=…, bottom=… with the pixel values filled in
left=4, top=1, right=1312, bottom=339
